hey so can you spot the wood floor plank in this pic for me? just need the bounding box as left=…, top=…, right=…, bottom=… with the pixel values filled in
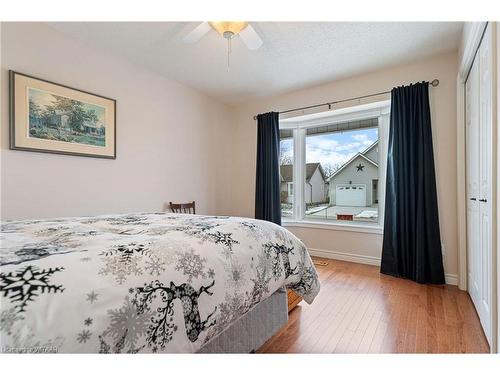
left=259, top=257, right=490, bottom=354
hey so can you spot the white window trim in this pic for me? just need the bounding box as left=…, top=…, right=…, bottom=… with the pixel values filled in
left=282, top=219, right=384, bottom=234
left=280, top=100, right=390, bottom=233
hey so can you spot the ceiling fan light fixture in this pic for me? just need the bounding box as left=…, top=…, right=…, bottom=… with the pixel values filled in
left=184, top=21, right=262, bottom=71
left=209, top=22, right=249, bottom=38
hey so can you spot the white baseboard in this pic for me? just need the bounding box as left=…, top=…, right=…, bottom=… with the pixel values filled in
left=308, top=247, right=381, bottom=266
left=444, top=274, right=459, bottom=286
left=307, top=247, right=459, bottom=286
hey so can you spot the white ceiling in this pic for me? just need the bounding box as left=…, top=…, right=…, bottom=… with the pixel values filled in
left=47, top=22, right=463, bottom=104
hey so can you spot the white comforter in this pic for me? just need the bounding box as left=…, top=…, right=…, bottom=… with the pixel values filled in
left=0, top=213, right=320, bottom=353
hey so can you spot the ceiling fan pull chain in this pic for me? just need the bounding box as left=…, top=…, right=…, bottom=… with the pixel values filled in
left=227, top=37, right=231, bottom=71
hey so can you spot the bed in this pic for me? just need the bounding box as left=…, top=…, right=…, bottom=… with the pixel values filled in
left=0, top=213, right=320, bottom=353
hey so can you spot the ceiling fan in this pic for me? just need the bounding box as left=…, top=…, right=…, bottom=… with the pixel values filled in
left=183, top=22, right=263, bottom=70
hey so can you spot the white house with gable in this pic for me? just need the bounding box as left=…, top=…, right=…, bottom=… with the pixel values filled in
left=327, top=141, right=379, bottom=207
left=280, top=162, right=327, bottom=204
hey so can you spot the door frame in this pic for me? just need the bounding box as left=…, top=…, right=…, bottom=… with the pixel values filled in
left=457, top=22, right=487, bottom=292
left=457, top=21, right=498, bottom=353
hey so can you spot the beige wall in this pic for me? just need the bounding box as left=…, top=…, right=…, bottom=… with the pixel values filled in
left=229, top=51, right=460, bottom=279
left=0, top=22, right=234, bottom=219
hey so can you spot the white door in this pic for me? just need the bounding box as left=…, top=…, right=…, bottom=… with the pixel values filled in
left=336, top=184, right=366, bottom=207
left=466, top=53, right=482, bottom=316
left=465, top=24, right=493, bottom=345
left=478, top=25, right=493, bottom=343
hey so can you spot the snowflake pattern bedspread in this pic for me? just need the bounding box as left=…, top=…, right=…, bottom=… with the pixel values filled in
left=0, top=213, right=320, bottom=353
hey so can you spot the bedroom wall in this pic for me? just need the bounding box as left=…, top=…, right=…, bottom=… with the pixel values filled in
left=229, top=51, right=460, bottom=281
left=0, top=22, right=234, bottom=219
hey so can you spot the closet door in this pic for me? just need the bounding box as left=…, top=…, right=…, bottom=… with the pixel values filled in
left=478, top=25, right=493, bottom=342
left=465, top=24, right=493, bottom=345
left=466, top=55, right=481, bottom=315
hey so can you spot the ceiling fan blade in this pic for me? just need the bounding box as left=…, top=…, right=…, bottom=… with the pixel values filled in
left=239, top=24, right=263, bottom=50
left=183, top=22, right=211, bottom=44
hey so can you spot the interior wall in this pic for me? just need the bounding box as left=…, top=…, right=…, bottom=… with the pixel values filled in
left=229, top=51, right=460, bottom=279
left=0, top=22, right=234, bottom=219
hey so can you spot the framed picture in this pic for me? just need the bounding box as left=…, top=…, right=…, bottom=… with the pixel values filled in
left=9, top=71, right=116, bottom=159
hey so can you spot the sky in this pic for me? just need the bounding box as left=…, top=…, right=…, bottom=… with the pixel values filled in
left=280, top=127, right=378, bottom=169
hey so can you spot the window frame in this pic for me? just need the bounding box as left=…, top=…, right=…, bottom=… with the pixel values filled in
left=280, top=100, right=391, bottom=233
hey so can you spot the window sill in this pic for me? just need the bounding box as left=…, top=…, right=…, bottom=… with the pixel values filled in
left=282, top=219, right=383, bottom=234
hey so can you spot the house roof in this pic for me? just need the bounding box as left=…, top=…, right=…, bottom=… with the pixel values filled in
left=326, top=152, right=378, bottom=182
left=280, top=163, right=325, bottom=183
left=326, top=140, right=379, bottom=182
left=362, top=140, right=378, bottom=155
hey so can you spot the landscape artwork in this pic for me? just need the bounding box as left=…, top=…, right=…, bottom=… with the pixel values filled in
left=10, top=71, right=116, bottom=158
left=28, top=87, right=106, bottom=147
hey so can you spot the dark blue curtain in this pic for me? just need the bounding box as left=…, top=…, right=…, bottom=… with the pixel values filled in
left=255, top=112, right=281, bottom=225
left=381, top=82, right=445, bottom=284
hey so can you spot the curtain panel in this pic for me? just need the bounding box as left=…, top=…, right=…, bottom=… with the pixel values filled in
left=255, top=112, right=281, bottom=225
left=381, top=82, right=445, bottom=284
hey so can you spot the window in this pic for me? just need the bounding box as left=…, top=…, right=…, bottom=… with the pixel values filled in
left=279, top=130, right=294, bottom=217
left=279, top=101, right=390, bottom=228
left=305, top=124, right=378, bottom=222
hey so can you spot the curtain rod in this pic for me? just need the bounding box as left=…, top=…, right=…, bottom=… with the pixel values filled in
left=253, top=79, right=440, bottom=121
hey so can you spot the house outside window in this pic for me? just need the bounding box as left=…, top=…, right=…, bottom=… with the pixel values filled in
left=279, top=100, right=390, bottom=229
left=279, top=130, right=294, bottom=217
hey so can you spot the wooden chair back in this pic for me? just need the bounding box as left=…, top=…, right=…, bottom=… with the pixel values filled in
left=169, top=201, right=196, bottom=214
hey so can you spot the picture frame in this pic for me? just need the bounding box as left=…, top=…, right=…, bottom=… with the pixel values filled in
left=9, top=70, right=116, bottom=159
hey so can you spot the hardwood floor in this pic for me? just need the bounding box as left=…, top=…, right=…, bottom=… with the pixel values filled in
left=258, top=257, right=490, bottom=353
